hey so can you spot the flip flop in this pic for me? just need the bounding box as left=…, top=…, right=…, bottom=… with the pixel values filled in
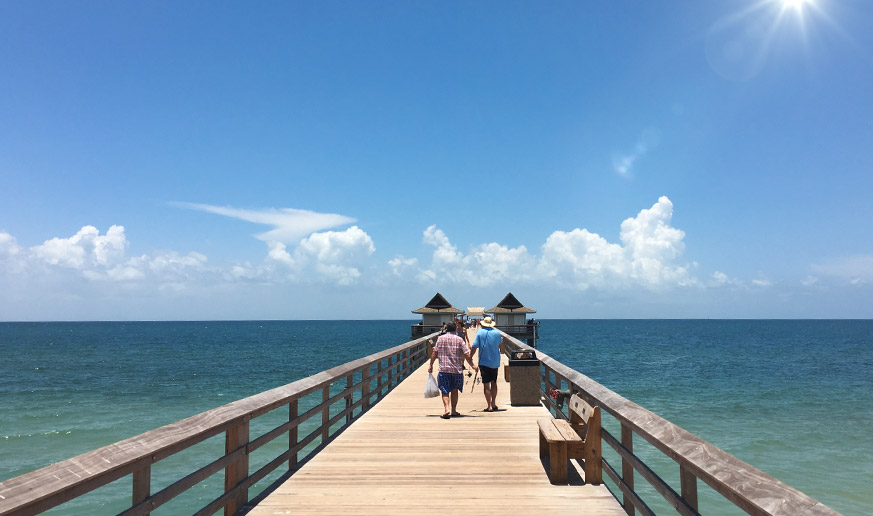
left=440, top=413, right=451, bottom=419
left=484, top=408, right=493, bottom=412
left=451, top=412, right=461, bottom=417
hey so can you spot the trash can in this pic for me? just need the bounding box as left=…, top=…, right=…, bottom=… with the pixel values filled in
left=508, top=350, right=541, bottom=406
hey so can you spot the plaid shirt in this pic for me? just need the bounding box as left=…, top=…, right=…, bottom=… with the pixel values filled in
left=434, top=333, right=469, bottom=374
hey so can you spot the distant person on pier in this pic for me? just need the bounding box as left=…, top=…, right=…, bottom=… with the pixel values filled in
left=456, top=316, right=470, bottom=346
left=471, top=316, right=503, bottom=412
left=428, top=321, right=477, bottom=419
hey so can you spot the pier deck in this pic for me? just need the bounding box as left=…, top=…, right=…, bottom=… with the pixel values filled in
left=249, top=330, right=624, bottom=515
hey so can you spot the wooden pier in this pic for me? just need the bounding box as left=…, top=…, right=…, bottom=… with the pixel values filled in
left=0, top=328, right=843, bottom=516
left=248, top=330, right=622, bottom=515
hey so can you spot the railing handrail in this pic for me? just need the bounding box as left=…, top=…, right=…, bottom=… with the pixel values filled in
left=500, top=332, right=840, bottom=516
left=0, top=333, right=437, bottom=516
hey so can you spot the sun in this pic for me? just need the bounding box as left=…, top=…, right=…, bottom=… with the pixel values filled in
left=782, top=0, right=809, bottom=9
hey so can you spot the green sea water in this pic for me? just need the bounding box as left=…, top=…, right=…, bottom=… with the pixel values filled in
left=1, top=320, right=871, bottom=515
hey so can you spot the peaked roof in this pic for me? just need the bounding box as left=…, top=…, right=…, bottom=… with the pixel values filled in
left=485, top=292, right=536, bottom=314
left=466, top=307, right=485, bottom=317
left=412, top=293, right=464, bottom=314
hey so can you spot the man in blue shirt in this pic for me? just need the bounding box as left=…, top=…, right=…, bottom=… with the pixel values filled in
left=471, top=316, right=504, bottom=412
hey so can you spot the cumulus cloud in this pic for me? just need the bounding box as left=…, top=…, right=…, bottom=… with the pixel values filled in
left=402, top=197, right=697, bottom=291
left=3, top=225, right=208, bottom=286
left=416, top=225, right=536, bottom=287
left=294, top=226, right=375, bottom=285
left=175, top=203, right=355, bottom=244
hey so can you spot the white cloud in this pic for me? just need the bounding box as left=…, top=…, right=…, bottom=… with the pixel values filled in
left=31, top=225, right=128, bottom=269
left=0, top=231, right=21, bottom=256
left=405, top=197, right=696, bottom=292
left=388, top=256, right=418, bottom=276
left=175, top=203, right=355, bottom=244
left=417, top=225, right=536, bottom=287
left=752, top=278, right=773, bottom=287
left=294, top=226, right=375, bottom=285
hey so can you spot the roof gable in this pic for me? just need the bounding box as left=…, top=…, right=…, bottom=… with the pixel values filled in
left=425, top=292, right=452, bottom=309
left=496, top=292, right=524, bottom=310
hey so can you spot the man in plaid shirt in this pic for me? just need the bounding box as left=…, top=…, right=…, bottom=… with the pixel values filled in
left=428, top=321, right=477, bottom=419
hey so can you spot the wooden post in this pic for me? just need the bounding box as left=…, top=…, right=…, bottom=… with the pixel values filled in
left=680, top=464, right=699, bottom=512
left=377, top=360, right=383, bottom=399
left=132, top=464, right=150, bottom=515
left=362, top=364, right=371, bottom=410
left=224, top=420, right=249, bottom=516
left=401, top=349, right=408, bottom=380
left=322, top=384, right=331, bottom=444
left=621, top=423, right=635, bottom=516
left=288, top=399, right=298, bottom=471
left=346, top=373, right=354, bottom=424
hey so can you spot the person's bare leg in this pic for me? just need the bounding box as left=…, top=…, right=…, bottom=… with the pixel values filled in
left=489, top=381, right=498, bottom=410
left=450, top=389, right=460, bottom=415
left=441, top=393, right=450, bottom=417
left=483, top=383, right=493, bottom=411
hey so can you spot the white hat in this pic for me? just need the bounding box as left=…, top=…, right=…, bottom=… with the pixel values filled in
left=481, top=316, right=496, bottom=328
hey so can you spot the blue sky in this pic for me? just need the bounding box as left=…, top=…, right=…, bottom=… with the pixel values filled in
left=2, top=0, right=872, bottom=320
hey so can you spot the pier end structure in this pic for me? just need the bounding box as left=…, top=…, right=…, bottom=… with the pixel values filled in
left=486, top=292, right=538, bottom=347
left=409, top=292, right=464, bottom=339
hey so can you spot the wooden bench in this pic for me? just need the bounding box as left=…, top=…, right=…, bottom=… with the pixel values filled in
left=538, top=394, right=602, bottom=484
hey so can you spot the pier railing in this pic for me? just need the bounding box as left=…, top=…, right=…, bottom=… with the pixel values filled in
left=501, top=333, right=839, bottom=516
left=0, top=335, right=433, bottom=516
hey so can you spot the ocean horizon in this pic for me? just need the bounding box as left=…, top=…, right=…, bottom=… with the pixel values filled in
left=1, top=319, right=870, bottom=515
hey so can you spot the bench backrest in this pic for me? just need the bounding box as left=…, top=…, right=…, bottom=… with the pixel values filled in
left=568, top=393, right=603, bottom=483
left=568, top=394, right=601, bottom=440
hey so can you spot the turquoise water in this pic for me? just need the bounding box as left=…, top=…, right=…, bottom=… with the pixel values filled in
left=1, top=320, right=871, bottom=515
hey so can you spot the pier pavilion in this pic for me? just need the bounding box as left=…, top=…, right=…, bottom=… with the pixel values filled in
left=486, top=292, right=538, bottom=347
left=410, top=292, right=464, bottom=339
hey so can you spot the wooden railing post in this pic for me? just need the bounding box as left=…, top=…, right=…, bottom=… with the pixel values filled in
left=289, top=399, right=298, bottom=471
left=680, top=464, right=698, bottom=512
left=346, top=373, right=354, bottom=424
left=377, top=360, right=384, bottom=398
left=362, top=365, right=371, bottom=410
left=132, top=464, right=150, bottom=515
left=224, top=420, right=249, bottom=516
left=322, top=384, right=331, bottom=444
left=401, top=349, right=408, bottom=380
left=621, top=423, right=635, bottom=516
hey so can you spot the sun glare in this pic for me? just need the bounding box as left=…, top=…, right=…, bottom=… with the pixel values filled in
left=783, top=0, right=809, bottom=10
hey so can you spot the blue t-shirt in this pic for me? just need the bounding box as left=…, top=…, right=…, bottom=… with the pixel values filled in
left=472, top=327, right=502, bottom=369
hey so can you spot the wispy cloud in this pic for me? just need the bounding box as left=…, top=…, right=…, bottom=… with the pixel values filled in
left=811, top=255, right=873, bottom=286
left=612, top=128, right=661, bottom=176
left=174, top=203, right=355, bottom=244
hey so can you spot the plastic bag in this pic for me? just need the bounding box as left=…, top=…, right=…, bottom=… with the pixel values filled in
left=424, top=373, right=440, bottom=398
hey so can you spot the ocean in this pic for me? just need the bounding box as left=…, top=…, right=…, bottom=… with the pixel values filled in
left=1, top=320, right=871, bottom=515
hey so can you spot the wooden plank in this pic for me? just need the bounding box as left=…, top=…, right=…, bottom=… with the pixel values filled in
left=569, top=393, right=594, bottom=424
left=552, top=419, right=583, bottom=443
left=537, top=419, right=564, bottom=443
